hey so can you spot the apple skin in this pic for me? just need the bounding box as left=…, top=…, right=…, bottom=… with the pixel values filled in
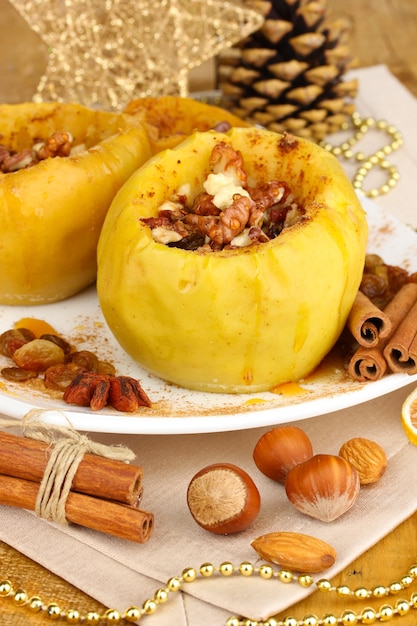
left=97, top=127, right=368, bottom=393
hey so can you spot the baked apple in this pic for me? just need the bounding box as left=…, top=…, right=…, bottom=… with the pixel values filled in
left=0, top=102, right=151, bottom=305
left=97, top=127, right=368, bottom=393
left=123, top=95, right=250, bottom=153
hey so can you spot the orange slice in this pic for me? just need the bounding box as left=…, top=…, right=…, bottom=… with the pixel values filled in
left=401, top=387, right=417, bottom=445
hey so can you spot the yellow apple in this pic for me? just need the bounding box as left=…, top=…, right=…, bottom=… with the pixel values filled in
left=97, top=127, right=368, bottom=393
left=0, top=102, right=151, bottom=305
left=123, top=95, right=251, bottom=153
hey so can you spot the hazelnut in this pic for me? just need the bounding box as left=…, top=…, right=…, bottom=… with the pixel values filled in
left=285, top=454, right=360, bottom=522
left=339, top=437, right=387, bottom=485
left=186, top=463, right=261, bottom=534
left=253, top=425, right=313, bottom=483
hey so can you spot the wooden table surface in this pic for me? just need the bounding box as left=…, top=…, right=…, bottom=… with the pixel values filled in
left=1, top=0, right=417, bottom=623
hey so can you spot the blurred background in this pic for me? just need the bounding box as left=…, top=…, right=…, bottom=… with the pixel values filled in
left=1, top=0, right=416, bottom=104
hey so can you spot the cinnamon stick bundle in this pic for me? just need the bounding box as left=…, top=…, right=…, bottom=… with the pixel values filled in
left=349, top=283, right=417, bottom=382
left=347, top=290, right=392, bottom=347
left=0, top=431, right=143, bottom=506
left=0, top=473, right=153, bottom=543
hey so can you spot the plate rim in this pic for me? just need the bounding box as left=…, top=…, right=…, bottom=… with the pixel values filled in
left=1, top=195, right=416, bottom=434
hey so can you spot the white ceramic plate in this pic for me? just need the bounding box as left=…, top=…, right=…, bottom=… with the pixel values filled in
left=0, top=196, right=416, bottom=434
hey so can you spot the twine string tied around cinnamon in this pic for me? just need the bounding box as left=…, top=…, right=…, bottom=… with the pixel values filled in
left=0, top=410, right=136, bottom=524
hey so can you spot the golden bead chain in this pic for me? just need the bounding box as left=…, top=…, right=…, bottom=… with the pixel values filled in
left=1, top=560, right=417, bottom=625
left=319, top=112, right=403, bottom=199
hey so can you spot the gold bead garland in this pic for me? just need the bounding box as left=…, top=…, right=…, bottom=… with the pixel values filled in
left=196, top=91, right=403, bottom=200
left=1, top=560, right=417, bottom=625
left=319, top=112, right=403, bottom=199
left=195, top=91, right=402, bottom=201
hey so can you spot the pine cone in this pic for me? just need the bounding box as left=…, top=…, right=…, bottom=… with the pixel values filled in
left=217, top=0, right=358, bottom=140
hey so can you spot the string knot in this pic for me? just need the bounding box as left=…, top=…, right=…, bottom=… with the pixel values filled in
left=0, top=409, right=135, bottom=524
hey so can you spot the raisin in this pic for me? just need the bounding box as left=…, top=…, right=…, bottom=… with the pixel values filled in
left=44, top=362, right=86, bottom=391
left=97, top=360, right=117, bottom=377
left=1, top=367, right=38, bottom=381
left=12, top=339, right=65, bottom=371
left=40, top=333, right=72, bottom=355
left=167, top=233, right=206, bottom=250
left=360, top=274, right=387, bottom=300
left=16, top=328, right=37, bottom=342
left=0, top=329, right=34, bottom=357
left=66, top=350, right=99, bottom=372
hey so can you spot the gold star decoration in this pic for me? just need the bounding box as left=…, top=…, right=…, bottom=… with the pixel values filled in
left=8, top=0, right=264, bottom=110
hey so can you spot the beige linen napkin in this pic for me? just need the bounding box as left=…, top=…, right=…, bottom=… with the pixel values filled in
left=1, top=65, right=417, bottom=625
left=1, top=383, right=417, bottom=624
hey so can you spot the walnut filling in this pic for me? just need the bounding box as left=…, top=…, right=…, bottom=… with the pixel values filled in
left=141, top=141, right=305, bottom=251
left=0, top=131, right=86, bottom=173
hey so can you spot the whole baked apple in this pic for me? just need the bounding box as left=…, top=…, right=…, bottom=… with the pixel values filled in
left=97, top=127, right=367, bottom=393
left=0, top=102, right=151, bottom=305
left=123, top=95, right=251, bottom=153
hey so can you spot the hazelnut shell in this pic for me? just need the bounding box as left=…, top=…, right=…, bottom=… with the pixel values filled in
left=187, top=462, right=261, bottom=534
left=285, top=453, right=360, bottom=522
left=253, top=425, right=313, bottom=483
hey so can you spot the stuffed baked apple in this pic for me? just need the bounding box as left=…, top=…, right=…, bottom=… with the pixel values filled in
left=124, top=95, right=250, bottom=153
left=97, top=127, right=368, bottom=393
left=0, top=102, right=151, bottom=305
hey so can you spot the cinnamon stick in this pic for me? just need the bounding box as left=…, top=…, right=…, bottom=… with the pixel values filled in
left=384, top=299, right=417, bottom=374
left=0, top=473, right=153, bottom=543
left=348, top=283, right=417, bottom=382
left=348, top=344, right=388, bottom=382
left=347, top=290, right=392, bottom=347
left=0, top=431, right=143, bottom=506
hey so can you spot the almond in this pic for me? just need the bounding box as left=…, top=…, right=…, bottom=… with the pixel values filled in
left=338, top=437, right=387, bottom=485
left=251, top=531, right=336, bottom=573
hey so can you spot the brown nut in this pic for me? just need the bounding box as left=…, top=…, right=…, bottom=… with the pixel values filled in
left=338, top=437, right=387, bottom=485
left=187, top=463, right=261, bottom=535
left=251, top=531, right=336, bottom=573
left=253, top=425, right=313, bottom=483
left=285, top=454, right=360, bottom=522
